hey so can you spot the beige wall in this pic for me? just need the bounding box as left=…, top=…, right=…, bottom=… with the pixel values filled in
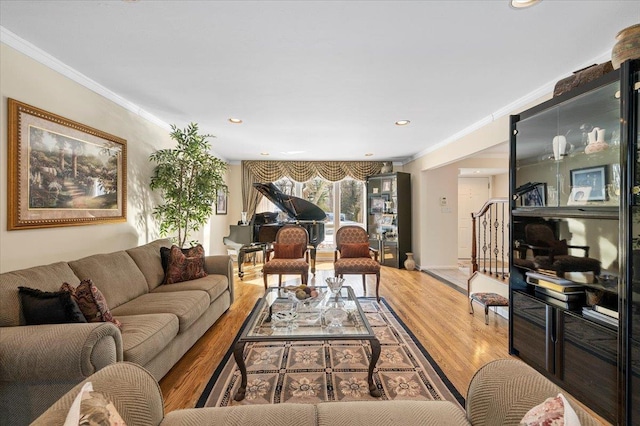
left=0, top=44, right=234, bottom=272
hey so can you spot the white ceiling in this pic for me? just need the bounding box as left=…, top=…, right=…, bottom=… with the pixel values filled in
left=1, top=1, right=638, bottom=163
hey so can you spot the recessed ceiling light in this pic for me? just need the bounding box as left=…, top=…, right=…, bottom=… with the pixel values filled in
left=228, top=118, right=243, bottom=124
left=260, top=152, right=269, bottom=156
left=510, top=0, right=541, bottom=9
left=395, top=120, right=411, bottom=126
left=365, top=153, right=373, bottom=157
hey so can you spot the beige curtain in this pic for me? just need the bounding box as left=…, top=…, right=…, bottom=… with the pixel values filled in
left=241, top=160, right=384, bottom=217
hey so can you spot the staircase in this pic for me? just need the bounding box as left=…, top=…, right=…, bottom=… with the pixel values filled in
left=468, top=198, right=509, bottom=319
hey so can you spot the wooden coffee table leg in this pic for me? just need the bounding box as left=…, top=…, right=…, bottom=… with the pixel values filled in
left=368, top=338, right=382, bottom=397
left=233, top=341, right=248, bottom=401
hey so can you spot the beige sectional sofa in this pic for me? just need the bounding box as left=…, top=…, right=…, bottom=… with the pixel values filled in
left=0, top=239, right=233, bottom=425
left=32, top=358, right=599, bottom=425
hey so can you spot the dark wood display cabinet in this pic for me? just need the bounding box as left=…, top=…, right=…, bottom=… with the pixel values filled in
left=509, top=59, right=640, bottom=425
left=366, top=172, right=411, bottom=268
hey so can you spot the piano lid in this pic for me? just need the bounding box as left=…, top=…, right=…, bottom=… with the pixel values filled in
left=253, top=182, right=327, bottom=221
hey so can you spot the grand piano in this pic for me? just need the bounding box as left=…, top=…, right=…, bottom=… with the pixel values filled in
left=223, top=182, right=326, bottom=278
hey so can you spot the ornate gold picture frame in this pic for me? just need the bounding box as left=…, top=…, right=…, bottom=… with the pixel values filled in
left=8, top=99, right=127, bottom=230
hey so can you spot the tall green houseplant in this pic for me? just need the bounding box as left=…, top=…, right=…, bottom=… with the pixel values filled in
left=150, top=123, right=227, bottom=247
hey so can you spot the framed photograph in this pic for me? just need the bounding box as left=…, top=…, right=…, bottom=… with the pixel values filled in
left=381, top=214, right=394, bottom=226
left=216, top=191, right=227, bottom=215
left=567, top=187, right=592, bottom=205
left=382, top=179, right=392, bottom=192
left=520, top=183, right=546, bottom=207
left=570, top=165, right=607, bottom=201
left=370, top=195, right=388, bottom=213
left=8, top=99, right=127, bottom=230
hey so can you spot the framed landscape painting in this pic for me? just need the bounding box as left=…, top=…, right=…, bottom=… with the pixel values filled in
left=8, top=99, right=127, bottom=230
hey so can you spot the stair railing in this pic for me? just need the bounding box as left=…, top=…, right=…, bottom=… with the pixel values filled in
left=471, top=198, right=509, bottom=279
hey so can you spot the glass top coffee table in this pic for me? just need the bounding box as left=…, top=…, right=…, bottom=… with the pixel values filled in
left=233, top=285, right=382, bottom=401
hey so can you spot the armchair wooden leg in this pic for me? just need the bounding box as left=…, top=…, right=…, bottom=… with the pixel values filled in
left=263, top=274, right=268, bottom=290
left=362, top=275, right=366, bottom=294
left=278, top=275, right=282, bottom=287
left=375, top=273, right=380, bottom=302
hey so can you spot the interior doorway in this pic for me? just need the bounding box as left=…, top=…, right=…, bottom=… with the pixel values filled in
left=457, top=177, right=490, bottom=259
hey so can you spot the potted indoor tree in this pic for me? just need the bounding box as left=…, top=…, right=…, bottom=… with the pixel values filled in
left=149, top=123, right=227, bottom=247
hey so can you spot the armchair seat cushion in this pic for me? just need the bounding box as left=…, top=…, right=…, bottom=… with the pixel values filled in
left=263, top=258, right=309, bottom=274
left=534, top=255, right=601, bottom=275
left=335, top=258, right=380, bottom=274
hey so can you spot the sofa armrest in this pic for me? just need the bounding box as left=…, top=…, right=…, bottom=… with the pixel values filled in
left=0, top=322, right=123, bottom=382
left=204, top=255, right=234, bottom=303
left=466, top=358, right=599, bottom=426
left=32, top=362, right=164, bottom=426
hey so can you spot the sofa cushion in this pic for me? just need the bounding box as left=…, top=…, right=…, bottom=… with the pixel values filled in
left=317, top=401, right=470, bottom=425
left=0, top=262, right=81, bottom=327
left=18, top=286, right=87, bottom=325
left=161, top=403, right=318, bottom=425
left=163, top=245, right=207, bottom=284
left=126, top=239, right=172, bottom=291
left=61, top=280, right=122, bottom=329
left=117, top=314, right=179, bottom=366
left=68, top=251, right=149, bottom=310
left=151, top=274, right=229, bottom=304
left=111, top=291, right=209, bottom=333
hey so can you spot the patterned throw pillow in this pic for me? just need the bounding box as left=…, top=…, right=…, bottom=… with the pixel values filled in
left=520, top=393, right=580, bottom=426
left=340, top=242, right=371, bottom=258
left=65, top=382, right=127, bottom=426
left=18, top=286, right=87, bottom=325
left=61, top=280, right=122, bottom=329
left=273, top=243, right=305, bottom=259
left=163, top=244, right=207, bottom=284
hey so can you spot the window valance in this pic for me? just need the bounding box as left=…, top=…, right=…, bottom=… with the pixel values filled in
left=241, top=160, right=384, bottom=215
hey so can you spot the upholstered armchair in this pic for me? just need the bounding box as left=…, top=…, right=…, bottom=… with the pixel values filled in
left=334, top=226, right=381, bottom=301
left=521, top=223, right=601, bottom=277
left=262, top=225, right=310, bottom=289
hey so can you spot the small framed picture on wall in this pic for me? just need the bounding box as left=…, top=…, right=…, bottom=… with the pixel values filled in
left=216, top=191, right=227, bottom=215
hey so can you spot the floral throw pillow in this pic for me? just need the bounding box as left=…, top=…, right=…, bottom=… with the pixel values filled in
left=163, top=244, right=207, bottom=284
left=520, top=393, right=581, bottom=426
left=340, top=242, right=371, bottom=258
left=64, top=382, right=127, bottom=426
left=61, top=280, right=122, bottom=329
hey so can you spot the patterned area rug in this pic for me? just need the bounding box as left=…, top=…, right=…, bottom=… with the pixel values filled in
left=196, top=298, right=464, bottom=408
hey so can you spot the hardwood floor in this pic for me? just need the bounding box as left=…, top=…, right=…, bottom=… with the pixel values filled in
left=159, top=260, right=510, bottom=412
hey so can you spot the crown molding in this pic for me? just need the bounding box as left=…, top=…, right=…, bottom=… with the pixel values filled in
left=1, top=26, right=171, bottom=131
left=405, top=49, right=612, bottom=166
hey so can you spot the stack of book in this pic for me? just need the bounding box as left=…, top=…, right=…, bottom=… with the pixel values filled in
left=582, top=305, right=619, bottom=328
left=525, top=271, right=585, bottom=309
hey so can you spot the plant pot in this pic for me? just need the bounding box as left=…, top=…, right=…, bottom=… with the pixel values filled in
left=404, top=252, right=416, bottom=270
left=612, top=23, right=640, bottom=70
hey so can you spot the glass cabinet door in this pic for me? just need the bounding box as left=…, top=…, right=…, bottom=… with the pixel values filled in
left=629, top=62, right=640, bottom=426
left=514, top=79, right=621, bottom=208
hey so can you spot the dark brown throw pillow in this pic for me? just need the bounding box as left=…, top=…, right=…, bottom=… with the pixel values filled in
left=163, top=244, right=207, bottom=284
left=340, top=242, right=371, bottom=258
left=18, top=286, right=87, bottom=325
left=61, top=280, right=122, bottom=329
left=273, top=243, right=305, bottom=259
left=548, top=239, right=569, bottom=256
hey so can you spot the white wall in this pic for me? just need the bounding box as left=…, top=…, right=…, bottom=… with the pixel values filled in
left=0, top=44, right=234, bottom=272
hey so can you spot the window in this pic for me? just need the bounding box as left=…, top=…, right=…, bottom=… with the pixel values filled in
left=256, top=176, right=366, bottom=250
